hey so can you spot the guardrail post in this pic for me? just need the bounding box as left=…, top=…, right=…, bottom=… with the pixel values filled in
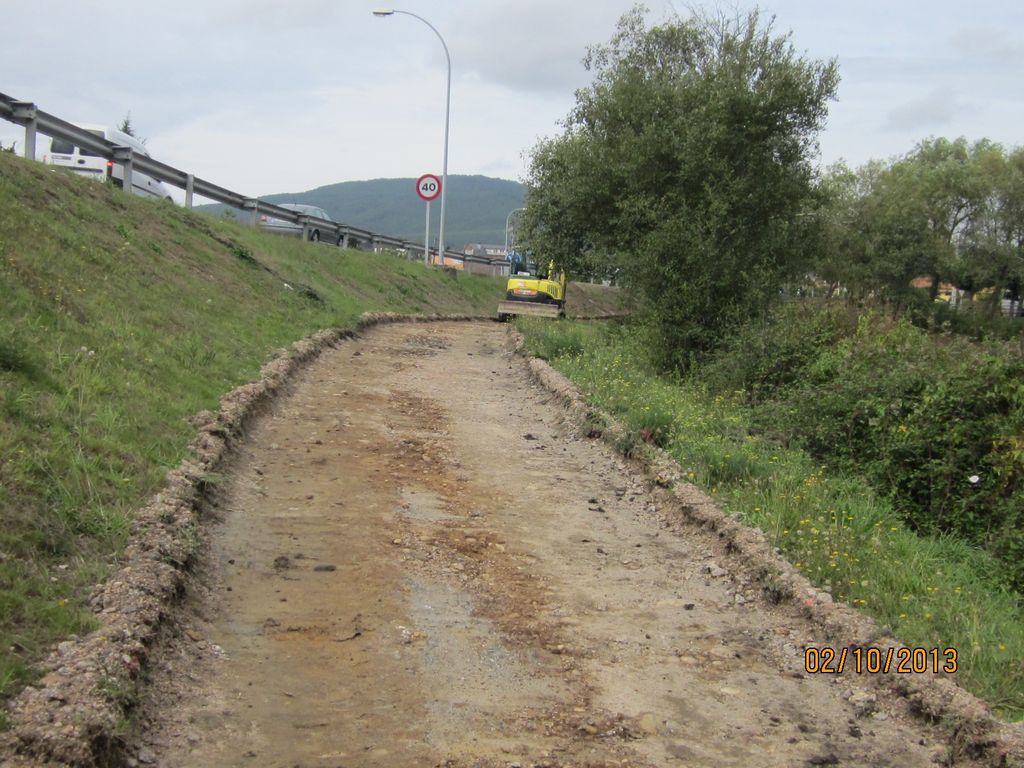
left=185, top=174, right=195, bottom=208
left=341, top=230, right=350, bottom=249
left=112, top=146, right=133, bottom=193
left=12, top=102, right=37, bottom=159
left=298, top=215, right=310, bottom=241
left=243, top=199, right=258, bottom=227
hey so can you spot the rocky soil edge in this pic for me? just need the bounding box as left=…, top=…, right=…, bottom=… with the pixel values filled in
left=516, top=336, right=1024, bottom=768
left=0, top=312, right=481, bottom=768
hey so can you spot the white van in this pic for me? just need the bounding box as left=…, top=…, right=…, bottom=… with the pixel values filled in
left=45, top=124, right=172, bottom=200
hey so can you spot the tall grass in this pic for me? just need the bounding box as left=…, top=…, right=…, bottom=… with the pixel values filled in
left=518, top=317, right=1024, bottom=718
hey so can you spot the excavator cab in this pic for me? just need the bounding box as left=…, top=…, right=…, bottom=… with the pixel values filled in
left=509, top=252, right=536, bottom=277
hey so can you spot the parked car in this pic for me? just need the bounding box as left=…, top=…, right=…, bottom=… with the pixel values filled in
left=259, top=204, right=343, bottom=245
left=45, top=124, right=172, bottom=201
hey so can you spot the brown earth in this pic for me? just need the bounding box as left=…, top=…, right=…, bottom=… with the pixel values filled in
left=564, top=282, right=629, bottom=318
left=127, top=321, right=1007, bottom=767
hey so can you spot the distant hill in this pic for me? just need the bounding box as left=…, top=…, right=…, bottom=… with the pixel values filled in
left=197, top=175, right=526, bottom=249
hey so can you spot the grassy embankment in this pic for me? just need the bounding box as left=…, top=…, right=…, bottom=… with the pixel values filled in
left=518, top=315, right=1024, bottom=719
left=0, top=150, right=507, bottom=720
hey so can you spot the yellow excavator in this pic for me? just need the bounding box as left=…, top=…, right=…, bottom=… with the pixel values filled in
left=496, top=252, right=567, bottom=321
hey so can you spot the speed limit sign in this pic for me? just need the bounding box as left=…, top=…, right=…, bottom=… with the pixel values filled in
left=416, top=174, right=442, bottom=202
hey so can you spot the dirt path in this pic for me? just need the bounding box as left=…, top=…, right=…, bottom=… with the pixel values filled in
left=135, top=321, right=955, bottom=767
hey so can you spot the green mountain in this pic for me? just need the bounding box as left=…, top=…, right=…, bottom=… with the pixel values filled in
left=199, top=175, right=526, bottom=249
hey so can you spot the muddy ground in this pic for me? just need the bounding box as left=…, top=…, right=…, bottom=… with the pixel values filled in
left=130, top=321, right=984, bottom=767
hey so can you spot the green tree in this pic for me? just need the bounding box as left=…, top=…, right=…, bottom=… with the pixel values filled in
left=523, top=131, right=619, bottom=282
left=117, top=111, right=146, bottom=144
left=811, top=140, right=1018, bottom=313
left=525, top=6, right=838, bottom=368
left=996, top=147, right=1024, bottom=307
left=961, top=144, right=1024, bottom=312
left=903, top=137, right=996, bottom=300
left=845, top=159, right=935, bottom=307
left=813, top=161, right=905, bottom=302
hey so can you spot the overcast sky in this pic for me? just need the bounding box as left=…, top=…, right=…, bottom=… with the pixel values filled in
left=2, top=0, right=1022, bottom=199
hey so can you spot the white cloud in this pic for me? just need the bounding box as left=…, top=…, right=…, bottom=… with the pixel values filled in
left=883, top=87, right=962, bottom=133
left=949, top=26, right=1024, bottom=64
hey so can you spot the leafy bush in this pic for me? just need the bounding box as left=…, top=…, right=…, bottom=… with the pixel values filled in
left=703, top=306, right=1024, bottom=591
left=874, top=353, right=1024, bottom=587
left=907, top=295, right=1024, bottom=342
left=700, top=301, right=858, bottom=401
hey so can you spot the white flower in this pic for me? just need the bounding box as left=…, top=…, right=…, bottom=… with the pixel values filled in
left=968, top=474, right=981, bottom=484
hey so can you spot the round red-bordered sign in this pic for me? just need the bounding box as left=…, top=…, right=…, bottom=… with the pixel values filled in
left=416, top=174, right=442, bottom=202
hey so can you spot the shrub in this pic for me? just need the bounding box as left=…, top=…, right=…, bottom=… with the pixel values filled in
left=702, top=306, right=1024, bottom=591
left=700, top=301, right=858, bottom=401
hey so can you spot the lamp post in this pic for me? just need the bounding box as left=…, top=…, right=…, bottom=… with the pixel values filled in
left=373, top=8, right=451, bottom=266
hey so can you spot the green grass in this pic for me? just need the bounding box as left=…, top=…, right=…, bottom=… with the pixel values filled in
left=518, top=317, right=1024, bottom=719
left=0, top=151, right=507, bottom=718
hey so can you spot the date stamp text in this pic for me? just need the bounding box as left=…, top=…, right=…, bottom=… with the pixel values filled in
left=804, top=646, right=958, bottom=675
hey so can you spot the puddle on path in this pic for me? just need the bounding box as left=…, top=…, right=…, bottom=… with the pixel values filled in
left=404, top=573, right=569, bottom=754
left=399, top=487, right=457, bottom=523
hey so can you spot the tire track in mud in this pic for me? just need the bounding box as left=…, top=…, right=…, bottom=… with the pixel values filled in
left=135, top=322, right=979, bottom=767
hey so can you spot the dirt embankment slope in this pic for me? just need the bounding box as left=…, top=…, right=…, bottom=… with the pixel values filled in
left=566, top=281, right=629, bottom=318
left=116, top=321, right=1017, bottom=768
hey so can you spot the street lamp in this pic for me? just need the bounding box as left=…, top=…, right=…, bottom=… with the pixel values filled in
left=373, top=8, right=451, bottom=267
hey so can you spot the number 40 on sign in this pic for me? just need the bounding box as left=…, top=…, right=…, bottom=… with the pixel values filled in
left=416, top=174, right=441, bottom=202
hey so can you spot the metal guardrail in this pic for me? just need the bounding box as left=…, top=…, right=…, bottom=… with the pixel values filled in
left=0, top=91, right=505, bottom=274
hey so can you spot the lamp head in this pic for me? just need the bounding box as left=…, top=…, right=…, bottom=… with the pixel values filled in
left=372, top=8, right=395, bottom=16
